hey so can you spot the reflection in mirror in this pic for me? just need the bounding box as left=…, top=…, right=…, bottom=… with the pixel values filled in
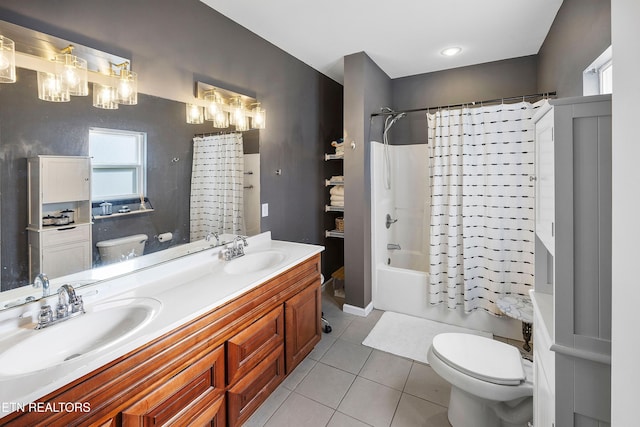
left=0, top=68, right=261, bottom=309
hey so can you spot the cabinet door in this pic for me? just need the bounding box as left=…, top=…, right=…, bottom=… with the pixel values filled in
left=41, top=157, right=90, bottom=203
left=534, top=355, right=555, bottom=427
left=284, top=282, right=321, bottom=373
left=535, top=108, right=555, bottom=254
left=41, top=240, right=92, bottom=278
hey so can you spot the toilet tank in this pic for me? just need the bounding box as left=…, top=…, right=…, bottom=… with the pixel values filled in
left=96, top=234, right=148, bottom=264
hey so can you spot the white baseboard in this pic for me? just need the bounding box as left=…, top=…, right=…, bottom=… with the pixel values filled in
left=343, top=301, right=374, bottom=317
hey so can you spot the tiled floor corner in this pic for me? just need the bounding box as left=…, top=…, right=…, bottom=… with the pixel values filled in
left=246, top=290, right=530, bottom=427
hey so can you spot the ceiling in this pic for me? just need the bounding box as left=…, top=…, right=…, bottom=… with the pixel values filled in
left=200, top=0, right=563, bottom=84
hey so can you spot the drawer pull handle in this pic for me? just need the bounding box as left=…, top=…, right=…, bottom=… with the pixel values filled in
left=57, top=226, right=77, bottom=231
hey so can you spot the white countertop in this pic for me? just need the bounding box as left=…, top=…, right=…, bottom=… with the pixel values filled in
left=0, top=232, right=323, bottom=414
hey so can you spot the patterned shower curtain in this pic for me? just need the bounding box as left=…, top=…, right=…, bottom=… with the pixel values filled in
left=427, top=101, right=541, bottom=315
left=190, top=133, right=245, bottom=241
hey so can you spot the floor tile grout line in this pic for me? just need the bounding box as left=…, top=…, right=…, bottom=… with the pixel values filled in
left=326, top=410, right=377, bottom=427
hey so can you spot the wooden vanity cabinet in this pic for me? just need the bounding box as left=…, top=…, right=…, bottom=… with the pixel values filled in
left=1, top=254, right=321, bottom=427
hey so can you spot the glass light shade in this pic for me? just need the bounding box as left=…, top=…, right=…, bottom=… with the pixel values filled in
left=37, top=71, right=70, bottom=102
left=251, top=105, right=266, bottom=129
left=116, top=69, right=138, bottom=105
left=204, top=91, right=224, bottom=124
left=93, top=83, right=119, bottom=109
left=0, top=36, right=16, bottom=83
left=212, top=109, right=229, bottom=128
left=234, top=114, right=249, bottom=131
left=186, top=103, right=204, bottom=124
left=229, top=97, right=245, bottom=126
left=55, top=53, right=88, bottom=96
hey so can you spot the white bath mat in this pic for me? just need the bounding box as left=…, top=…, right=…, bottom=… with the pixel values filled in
left=362, top=311, right=493, bottom=364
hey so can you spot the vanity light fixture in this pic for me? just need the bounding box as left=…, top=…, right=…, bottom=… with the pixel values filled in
left=113, top=61, right=137, bottom=105
left=54, top=45, right=88, bottom=96
left=186, top=103, right=204, bottom=124
left=0, top=35, right=16, bottom=83
left=251, top=103, right=266, bottom=129
left=188, top=81, right=266, bottom=130
left=441, top=46, right=462, bottom=57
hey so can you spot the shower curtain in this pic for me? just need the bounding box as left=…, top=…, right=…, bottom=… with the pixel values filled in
left=190, top=133, right=245, bottom=241
left=427, top=101, right=540, bottom=315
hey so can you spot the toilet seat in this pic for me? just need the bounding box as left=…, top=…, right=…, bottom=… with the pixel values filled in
left=431, top=333, right=525, bottom=385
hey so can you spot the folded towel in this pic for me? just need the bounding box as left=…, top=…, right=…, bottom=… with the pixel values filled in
left=330, top=196, right=344, bottom=203
left=330, top=185, right=344, bottom=196
left=330, top=200, right=344, bottom=207
left=335, top=147, right=344, bottom=155
left=330, top=175, right=344, bottom=181
left=331, top=140, right=344, bottom=148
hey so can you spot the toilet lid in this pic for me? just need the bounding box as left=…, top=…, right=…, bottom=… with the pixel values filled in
left=431, top=333, right=525, bottom=386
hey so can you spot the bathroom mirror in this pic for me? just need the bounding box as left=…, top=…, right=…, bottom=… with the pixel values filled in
left=0, top=68, right=261, bottom=309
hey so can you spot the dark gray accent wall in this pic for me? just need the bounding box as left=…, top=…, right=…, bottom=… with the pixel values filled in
left=537, top=0, right=611, bottom=97
left=343, top=52, right=391, bottom=309
left=0, top=0, right=343, bottom=290
left=391, top=55, right=539, bottom=145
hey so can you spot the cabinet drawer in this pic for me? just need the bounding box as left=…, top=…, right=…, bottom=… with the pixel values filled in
left=227, top=305, right=284, bottom=385
left=122, top=344, right=225, bottom=426
left=41, top=224, right=91, bottom=246
left=227, top=346, right=285, bottom=427
left=165, top=392, right=225, bottom=427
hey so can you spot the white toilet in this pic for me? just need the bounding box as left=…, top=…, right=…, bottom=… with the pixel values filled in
left=427, top=333, right=533, bottom=427
left=96, top=234, right=148, bottom=264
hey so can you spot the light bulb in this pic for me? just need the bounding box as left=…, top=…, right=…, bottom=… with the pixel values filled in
left=0, top=51, right=9, bottom=71
left=119, top=80, right=131, bottom=98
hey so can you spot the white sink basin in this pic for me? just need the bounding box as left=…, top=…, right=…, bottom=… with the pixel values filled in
left=0, top=297, right=162, bottom=377
left=224, top=250, right=286, bottom=275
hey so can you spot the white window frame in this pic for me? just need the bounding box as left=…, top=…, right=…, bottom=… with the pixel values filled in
left=89, top=128, right=147, bottom=202
left=599, top=59, right=613, bottom=94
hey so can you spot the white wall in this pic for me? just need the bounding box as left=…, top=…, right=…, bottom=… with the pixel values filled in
left=611, top=0, right=640, bottom=424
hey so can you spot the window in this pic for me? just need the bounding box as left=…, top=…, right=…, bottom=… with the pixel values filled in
left=583, top=46, right=613, bottom=96
left=89, top=128, right=146, bottom=201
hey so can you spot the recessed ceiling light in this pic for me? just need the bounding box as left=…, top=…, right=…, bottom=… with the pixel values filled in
left=441, top=47, right=462, bottom=57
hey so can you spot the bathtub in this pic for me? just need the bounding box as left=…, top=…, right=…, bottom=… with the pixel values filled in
left=370, top=141, right=521, bottom=339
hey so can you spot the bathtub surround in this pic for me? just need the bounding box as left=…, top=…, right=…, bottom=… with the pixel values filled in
left=427, top=101, right=538, bottom=316
left=190, top=133, right=246, bottom=239
left=371, top=142, right=521, bottom=339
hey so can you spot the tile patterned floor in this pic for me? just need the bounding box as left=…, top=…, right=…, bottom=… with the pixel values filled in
left=244, top=290, right=531, bottom=427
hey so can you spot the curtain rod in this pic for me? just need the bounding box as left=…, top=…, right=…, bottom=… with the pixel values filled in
left=370, top=91, right=557, bottom=117
left=193, top=131, right=241, bottom=138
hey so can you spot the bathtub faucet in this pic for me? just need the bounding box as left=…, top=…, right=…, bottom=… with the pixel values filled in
left=387, top=243, right=401, bottom=250
left=385, top=214, right=398, bottom=229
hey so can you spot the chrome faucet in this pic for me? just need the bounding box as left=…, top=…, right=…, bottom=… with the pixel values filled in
left=206, top=231, right=220, bottom=246
left=33, top=273, right=50, bottom=297
left=36, top=284, right=85, bottom=329
left=387, top=243, right=401, bottom=250
left=219, top=235, right=248, bottom=261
